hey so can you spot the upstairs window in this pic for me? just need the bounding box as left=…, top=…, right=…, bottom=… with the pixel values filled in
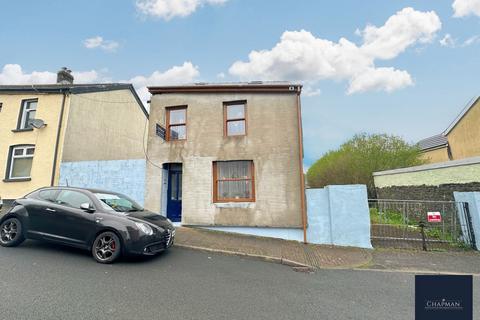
left=213, top=160, right=255, bottom=202
left=18, top=99, right=37, bottom=130
left=166, top=106, right=187, bottom=141
left=7, top=145, right=35, bottom=180
left=224, top=101, right=246, bottom=136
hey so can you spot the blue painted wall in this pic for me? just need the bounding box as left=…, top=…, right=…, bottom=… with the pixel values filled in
left=203, top=185, right=372, bottom=249
left=453, top=192, right=480, bottom=250
left=59, top=159, right=146, bottom=205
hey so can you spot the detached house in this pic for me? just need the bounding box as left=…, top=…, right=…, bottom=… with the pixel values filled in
left=144, top=82, right=306, bottom=229
left=0, top=68, right=148, bottom=207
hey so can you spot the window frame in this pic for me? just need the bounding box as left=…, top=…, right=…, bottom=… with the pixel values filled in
left=5, top=144, right=35, bottom=181
left=17, top=99, right=38, bottom=130
left=165, top=106, right=187, bottom=141
left=213, top=160, right=255, bottom=203
left=223, top=100, right=247, bottom=137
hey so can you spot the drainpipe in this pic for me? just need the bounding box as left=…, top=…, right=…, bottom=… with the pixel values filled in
left=51, top=90, right=68, bottom=186
left=295, top=87, right=307, bottom=243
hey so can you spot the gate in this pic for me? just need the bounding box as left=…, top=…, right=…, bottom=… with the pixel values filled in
left=369, top=199, right=476, bottom=251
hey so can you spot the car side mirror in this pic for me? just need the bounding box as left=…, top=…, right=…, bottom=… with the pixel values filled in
left=80, top=202, right=95, bottom=213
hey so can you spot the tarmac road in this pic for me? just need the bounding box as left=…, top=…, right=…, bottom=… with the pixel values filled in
left=0, top=240, right=478, bottom=320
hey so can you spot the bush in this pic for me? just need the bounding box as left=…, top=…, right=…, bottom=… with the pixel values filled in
left=307, top=133, right=425, bottom=197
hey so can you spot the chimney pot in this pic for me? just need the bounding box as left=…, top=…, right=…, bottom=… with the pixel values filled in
left=57, top=67, right=74, bottom=84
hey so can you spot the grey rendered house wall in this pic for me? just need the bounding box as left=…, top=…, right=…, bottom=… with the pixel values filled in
left=144, top=92, right=303, bottom=228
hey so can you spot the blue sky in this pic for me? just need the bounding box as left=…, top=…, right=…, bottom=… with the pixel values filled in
left=1, top=0, right=479, bottom=166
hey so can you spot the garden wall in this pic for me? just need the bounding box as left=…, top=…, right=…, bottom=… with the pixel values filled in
left=203, top=185, right=373, bottom=249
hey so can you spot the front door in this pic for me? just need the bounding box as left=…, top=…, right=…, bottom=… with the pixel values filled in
left=167, top=164, right=182, bottom=222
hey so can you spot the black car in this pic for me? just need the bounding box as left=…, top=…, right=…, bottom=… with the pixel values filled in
left=0, top=187, right=175, bottom=263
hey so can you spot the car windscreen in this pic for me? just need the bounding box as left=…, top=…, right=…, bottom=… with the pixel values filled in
left=94, top=193, right=144, bottom=213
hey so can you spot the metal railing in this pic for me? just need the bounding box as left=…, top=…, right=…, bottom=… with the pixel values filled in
left=369, top=199, right=476, bottom=251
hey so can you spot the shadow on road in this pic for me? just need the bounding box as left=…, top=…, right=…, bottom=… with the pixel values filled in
left=8, top=239, right=170, bottom=265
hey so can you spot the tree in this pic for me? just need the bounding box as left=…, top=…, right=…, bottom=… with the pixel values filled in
left=306, top=133, right=425, bottom=197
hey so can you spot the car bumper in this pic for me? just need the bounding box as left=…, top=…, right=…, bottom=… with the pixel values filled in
left=125, top=228, right=175, bottom=256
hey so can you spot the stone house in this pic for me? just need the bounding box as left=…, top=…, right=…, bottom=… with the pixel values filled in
left=144, top=83, right=306, bottom=229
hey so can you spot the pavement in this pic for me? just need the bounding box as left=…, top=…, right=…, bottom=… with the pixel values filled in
left=176, top=227, right=480, bottom=274
left=175, top=227, right=372, bottom=269
left=2, top=240, right=479, bottom=320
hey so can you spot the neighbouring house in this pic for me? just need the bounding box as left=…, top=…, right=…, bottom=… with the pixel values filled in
left=419, top=96, right=480, bottom=163
left=144, top=82, right=306, bottom=229
left=374, top=96, right=480, bottom=201
left=0, top=68, right=148, bottom=207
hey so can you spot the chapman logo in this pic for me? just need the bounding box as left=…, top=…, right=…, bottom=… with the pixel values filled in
left=416, top=275, right=472, bottom=320
left=425, top=298, right=463, bottom=310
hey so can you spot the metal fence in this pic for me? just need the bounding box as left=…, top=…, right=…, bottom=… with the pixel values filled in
left=369, top=199, right=476, bottom=251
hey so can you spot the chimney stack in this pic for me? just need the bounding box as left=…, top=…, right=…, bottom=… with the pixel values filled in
left=57, top=67, right=74, bottom=84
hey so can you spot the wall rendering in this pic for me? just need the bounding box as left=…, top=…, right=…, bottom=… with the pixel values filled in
left=59, top=159, right=146, bottom=205
left=374, top=157, right=480, bottom=201
left=145, top=92, right=303, bottom=228
left=204, top=185, right=372, bottom=249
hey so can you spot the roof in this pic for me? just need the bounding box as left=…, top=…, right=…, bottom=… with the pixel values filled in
left=418, top=134, right=448, bottom=151
left=373, top=156, right=480, bottom=176
left=443, top=96, right=480, bottom=135
left=417, top=95, right=479, bottom=150
left=0, top=83, right=148, bottom=118
left=148, top=81, right=303, bottom=94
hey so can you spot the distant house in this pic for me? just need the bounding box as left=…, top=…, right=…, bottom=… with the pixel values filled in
left=144, top=82, right=306, bottom=228
left=419, top=96, right=480, bottom=163
left=0, top=68, right=148, bottom=206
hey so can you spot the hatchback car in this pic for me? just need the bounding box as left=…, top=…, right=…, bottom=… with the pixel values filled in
left=0, top=187, right=175, bottom=263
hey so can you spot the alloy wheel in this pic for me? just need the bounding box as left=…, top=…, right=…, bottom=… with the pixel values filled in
left=0, top=220, right=18, bottom=244
left=94, top=234, right=117, bottom=262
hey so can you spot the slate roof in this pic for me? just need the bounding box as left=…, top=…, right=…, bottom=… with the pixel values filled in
left=418, top=134, right=448, bottom=151
left=0, top=83, right=148, bottom=118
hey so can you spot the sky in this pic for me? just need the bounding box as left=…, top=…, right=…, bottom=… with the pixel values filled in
left=1, top=0, right=479, bottom=167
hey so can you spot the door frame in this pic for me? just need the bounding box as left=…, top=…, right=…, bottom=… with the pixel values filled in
left=163, top=163, right=183, bottom=222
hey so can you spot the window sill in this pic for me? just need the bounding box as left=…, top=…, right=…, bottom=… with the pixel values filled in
left=3, top=178, right=31, bottom=183
left=11, top=128, right=34, bottom=133
left=214, top=202, right=255, bottom=209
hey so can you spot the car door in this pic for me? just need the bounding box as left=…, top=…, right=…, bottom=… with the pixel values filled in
left=46, top=190, right=97, bottom=247
left=26, top=189, right=61, bottom=237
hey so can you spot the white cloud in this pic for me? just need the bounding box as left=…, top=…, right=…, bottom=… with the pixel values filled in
left=229, top=7, right=441, bottom=94
left=83, top=36, right=119, bottom=52
left=0, top=64, right=103, bottom=85
left=127, top=62, right=200, bottom=102
left=347, top=67, right=413, bottom=94
left=0, top=63, right=200, bottom=105
left=453, top=0, right=480, bottom=17
left=136, top=0, right=227, bottom=20
left=463, top=34, right=480, bottom=46
left=439, top=33, right=456, bottom=47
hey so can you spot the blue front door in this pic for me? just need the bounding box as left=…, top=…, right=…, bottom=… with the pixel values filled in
left=166, top=164, right=182, bottom=222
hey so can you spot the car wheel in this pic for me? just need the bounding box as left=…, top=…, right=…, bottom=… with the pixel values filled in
left=92, top=231, right=121, bottom=264
left=0, top=218, right=25, bottom=247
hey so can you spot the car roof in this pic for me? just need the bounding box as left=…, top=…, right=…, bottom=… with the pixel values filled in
left=38, top=186, right=120, bottom=195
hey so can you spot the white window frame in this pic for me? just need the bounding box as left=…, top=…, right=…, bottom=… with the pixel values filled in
left=9, top=146, right=35, bottom=179
left=19, top=99, right=37, bottom=130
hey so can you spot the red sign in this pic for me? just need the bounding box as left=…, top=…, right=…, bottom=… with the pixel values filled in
left=427, top=212, right=442, bottom=223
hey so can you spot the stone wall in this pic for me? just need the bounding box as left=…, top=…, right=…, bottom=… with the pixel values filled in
left=376, top=183, right=480, bottom=201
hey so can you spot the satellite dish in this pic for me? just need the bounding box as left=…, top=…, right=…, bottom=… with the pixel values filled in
left=30, top=119, right=47, bottom=129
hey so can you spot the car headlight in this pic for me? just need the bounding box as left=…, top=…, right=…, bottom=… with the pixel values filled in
left=166, top=218, right=172, bottom=224
left=135, top=222, right=153, bottom=236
